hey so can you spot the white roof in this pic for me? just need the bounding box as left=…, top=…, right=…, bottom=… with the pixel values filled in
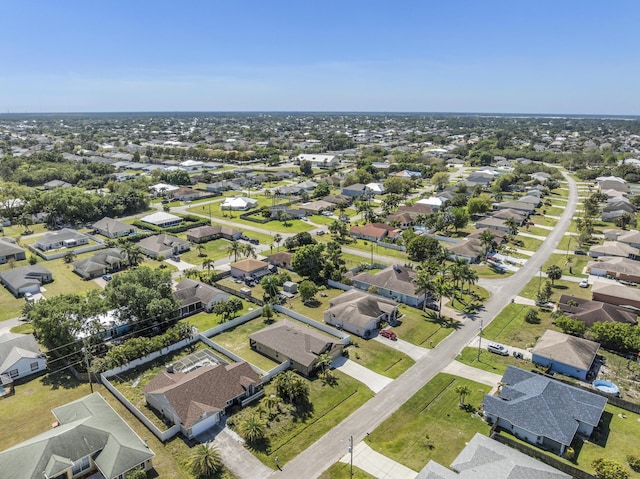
left=150, top=183, right=179, bottom=193
left=140, top=212, right=182, bottom=224
left=180, top=160, right=204, bottom=167
left=221, top=197, right=258, bottom=208
left=416, top=197, right=443, bottom=206
left=596, top=176, right=626, bottom=183
left=365, top=183, right=385, bottom=193
left=297, top=153, right=336, bottom=163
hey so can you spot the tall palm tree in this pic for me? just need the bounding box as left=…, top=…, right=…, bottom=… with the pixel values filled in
left=454, top=384, right=471, bottom=407
left=464, top=267, right=479, bottom=294
left=202, top=257, right=214, bottom=271
left=196, top=243, right=205, bottom=257
left=479, top=229, right=496, bottom=258
left=189, top=444, right=222, bottom=478
left=505, top=217, right=519, bottom=236
left=227, top=240, right=242, bottom=262
left=273, top=233, right=283, bottom=251
left=125, top=244, right=143, bottom=267
left=315, top=352, right=333, bottom=376
left=242, top=243, right=257, bottom=259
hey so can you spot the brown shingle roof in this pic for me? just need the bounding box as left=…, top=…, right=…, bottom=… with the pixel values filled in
left=231, top=258, right=269, bottom=272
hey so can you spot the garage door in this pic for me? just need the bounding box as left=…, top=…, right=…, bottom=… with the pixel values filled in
left=190, top=413, right=220, bottom=438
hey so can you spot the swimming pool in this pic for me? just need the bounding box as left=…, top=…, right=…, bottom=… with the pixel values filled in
left=593, top=379, right=619, bottom=395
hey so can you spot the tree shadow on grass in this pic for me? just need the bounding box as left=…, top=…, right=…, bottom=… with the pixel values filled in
left=41, top=370, right=83, bottom=390
left=291, top=399, right=314, bottom=423
left=552, top=284, right=568, bottom=290
left=590, top=411, right=613, bottom=447
left=302, top=299, right=322, bottom=308
left=425, top=312, right=463, bottom=330
left=246, top=436, right=272, bottom=454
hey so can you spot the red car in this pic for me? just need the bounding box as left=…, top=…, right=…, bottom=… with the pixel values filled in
left=379, top=329, right=397, bottom=340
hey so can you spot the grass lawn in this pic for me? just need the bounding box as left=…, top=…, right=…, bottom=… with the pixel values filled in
left=344, top=239, right=408, bottom=261
left=447, top=285, right=490, bottom=313
left=523, top=225, right=550, bottom=237
left=181, top=301, right=256, bottom=333
left=543, top=254, right=590, bottom=277
left=306, top=214, right=337, bottom=226
left=512, top=235, right=544, bottom=251
left=288, top=288, right=346, bottom=321
left=519, top=277, right=592, bottom=303
left=532, top=215, right=559, bottom=227
left=482, top=303, right=557, bottom=349
left=470, top=263, right=514, bottom=279
left=457, top=347, right=531, bottom=375
left=209, top=315, right=282, bottom=371
left=229, top=371, right=374, bottom=467
left=366, top=373, right=491, bottom=472
left=393, top=305, right=458, bottom=347
left=346, top=338, right=414, bottom=379
left=0, top=372, right=192, bottom=479
left=0, top=288, right=26, bottom=321
left=342, top=252, right=390, bottom=270
left=544, top=206, right=566, bottom=217
left=319, top=463, right=376, bottom=479
left=180, top=238, right=234, bottom=264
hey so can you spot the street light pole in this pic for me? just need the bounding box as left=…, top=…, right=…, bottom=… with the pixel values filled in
left=477, top=319, right=483, bottom=361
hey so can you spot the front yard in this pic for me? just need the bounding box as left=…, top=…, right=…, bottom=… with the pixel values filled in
left=345, top=338, right=414, bottom=379
left=482, top=302, right=557, bottom=349
left=365, top=373, right=491, bottom=472
left=392, top=305, right=458, bottom=347
left=228, top=371, right=374, bottom=467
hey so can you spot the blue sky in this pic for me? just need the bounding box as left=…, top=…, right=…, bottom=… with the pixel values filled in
left=0, top=0, right=638, bottom=114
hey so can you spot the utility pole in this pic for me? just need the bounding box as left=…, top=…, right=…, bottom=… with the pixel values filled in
left=477, top=319, right=483, bottom=361
left=82, top=341, right=93, bottom=393
left=370, top=242, right=374, bottom=266
left=349, top=435, right=353, bottom=479
left=208, top=203, right=212, bottom=224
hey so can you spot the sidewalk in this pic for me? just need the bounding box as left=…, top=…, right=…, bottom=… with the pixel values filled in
left=339, top=441, right=417, bottom=479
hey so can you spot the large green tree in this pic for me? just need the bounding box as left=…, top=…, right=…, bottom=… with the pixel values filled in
left=407, top=236, right=441, bottom=262
left=291, top=244, right=325, bottom=282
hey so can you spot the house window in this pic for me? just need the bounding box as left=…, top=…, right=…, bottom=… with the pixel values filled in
left=9, top=369, right=18, bottom=378
left=71, top=455, right=91, bottom=476
left=30, top=362, right=39, bottom=371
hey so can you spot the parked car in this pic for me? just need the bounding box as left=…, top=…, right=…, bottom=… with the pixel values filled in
left=249, top=238, right=260, bottom=245
left=574, top=249, right=587, bottom=255
left=317, top=230, right=325, bottom=236
left=487, top=343, right=509, bottom=356
left=161, top=198, right=170, bottom=204
left=240, top=234, right=250, bottom=241
left=322, top=211, right=333, bottom=216
left=379, top=329, right=397, bottom=340
left=102, top=274, right=113, bottom=281
left=424, top=300, right=440, bottom=312
left=24, top=292, right=34, bottom=301
left=579, top=279, right=589, bottom=288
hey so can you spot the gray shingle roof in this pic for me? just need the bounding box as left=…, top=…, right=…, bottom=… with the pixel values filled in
left=0, top=333, right=43, bottom=374
left=484, top=367, right=607, bottom=448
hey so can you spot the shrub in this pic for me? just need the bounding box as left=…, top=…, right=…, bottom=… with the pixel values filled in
left=525, top=309, right=540, bottom=324
left=627, top=455, right=640, bottom=473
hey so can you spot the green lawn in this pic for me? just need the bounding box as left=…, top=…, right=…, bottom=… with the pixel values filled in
left=512, top=235, right=543, bottom=251
left=482, top=302, right=557, bottom=349
left=470, top=263, right=514, bottom=278
left=366, top=373, right=491, bottom=472
left=393, top=305, right=458, bottom=347
left=288, top=288, right=347, bottom=321
left=0, top=288, right=26, bottom=321
left=519, top=277, right=592, bottom=303
left=38, top=259, right=102, bottom=297
left=181, top=301, right=256, bottom=333
left=542, top=254, right=590, bottom=277
left=447, top=285, right=490, bottom=313
left=344, top=239, right=408, bottom=261
left=319, top=463, right=376, bottom=479
left=209, top=315, right=282, bottom=371
left=531, top=215, right=558, bottom=227
left=543, top=206, right=565, bottom=217
left=180, top=238, right=234, bottom=264
left=457, top=347, right=531, bottom=375
left=342, top=252, right=390, bottom=270
left=346, top=338, right=414, bottom=379
left=229, top=371, right=374, bottom=467
left=0, top=373, right=191, bottom=479
left=305, top=215, right=337, bottom=226
left=523, top=225, right=550, bottom=237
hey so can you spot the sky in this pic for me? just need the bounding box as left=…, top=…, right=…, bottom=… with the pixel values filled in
left=0, top=0, right=638, bottom=115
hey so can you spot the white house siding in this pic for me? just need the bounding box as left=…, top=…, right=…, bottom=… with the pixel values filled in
left=3, top=356, right=46, bottom=380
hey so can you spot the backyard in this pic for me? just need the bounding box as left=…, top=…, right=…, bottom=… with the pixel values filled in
left=392, top=305, right=458, bottom=347
left=365, top=373, right=491, bottom=472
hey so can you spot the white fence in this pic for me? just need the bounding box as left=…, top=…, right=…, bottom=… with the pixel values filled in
left=327, top=279, right=353, bottom=291
left=261, top=359, right=292, bottom=383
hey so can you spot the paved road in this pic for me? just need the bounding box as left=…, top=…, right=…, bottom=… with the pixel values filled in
left=271, top=172, right=578, bottom=478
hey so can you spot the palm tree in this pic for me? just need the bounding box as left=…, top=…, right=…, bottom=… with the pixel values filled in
left=196, top=243, right=205, bottom=257
left=455, top=384, right=471, bottom=407
left=242, top=243, right=257, bottom=259
left=280, top=212, right=292, bottom=227
left=189, top=444, right=222, bottom=478
left=315, top=352, right=333, bottom=376
left=183, top=268, right=200, bottom=280
left=260, top=275, right=280, bottom=303
left=273, top=233, right=283, bottom=251
left=63, top=250, right=76, bottom=264
left=505, top=217, right=519, bottom=236
left=125, top=244, right=143, bottom=267
left=227, top=240, right=242, bottom=262
left=464, top=267, right=479, bottom=294
left=18, top=213, right=33, bottom=234
left=240, top=413, right=266, bottom=444
left=202, top=257, right=214, bottom=271
left=479, top=229, right=496, bottom=257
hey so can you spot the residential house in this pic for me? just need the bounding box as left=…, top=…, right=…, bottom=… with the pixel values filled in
left=417, top=433, right=570, bottom=479
left=587, top=257, right=640, bottom=283
left=0, top=333, right=46, bottom=381
left=517, top=195, right=542, bottom=206
left=144, top=361, right=261, bottom=439
left=297, top=180, right=318, bottom=194
left=92, top=216, right=135, bottom=238
left=351, top=265, right=425, bottom=307
left=34, top=228, right=89, bottom=251
left=265, top=251, right=293, bottom=270
left=589, top=241, right=639, bottom=259
left=467, top=228, right=509, bottom=243
left=0, top=392, right=154, bottom=479
left=465, top=171, right=494, bottom=187
left=395, top=169, right=421, bottom=178
left=342, top=183, right=368, bottom=197
left=617, top=230, right=640, bottom=249
left=532, top=330, right=600, bottom=380
left=349, top=223, right=400, bottom=242
left=230, top=258, right=271, bottom=280
left=140, top=211, right=183, bottom=228
left=591, top=278, right=640, bottom=309
left=299, top=200, right=336, bottom=215
left=474, top=217, right=510, bottom=233
left=493, top=201, right=536, bottom=214
left=386, top=212, right=414, bottom=229
left=322, top=194, right=352, bottom=206
left=530, top=172, right=552, bottom=183
left=43, top=179, right=72, bottom=189
left=205, top=181, right=232, bottom=194
left=483, top=366, right=607, bottom=455
left=558, top=294, right=637, bottom=327
left=169, top=187, right=202, bottom=201
left=0, top=237, right=26, bottom=264
left=446, top=239, right=484, bottom=263
left=249, top=320, right=344, bottom=376
left=324, top=289, right=398, bottom=337
left=0, top=265, right=52, bottom=297
left=296, top=153, right=339, bottom=168
left=365, top=182, right=385, bottom=195
left=416, top=197, right=443, bottom=211
left=186, top=225, right=242, bottom=243
left=601, top=200, right=636, bottom=222
left=173, top=279, right=229, bottom=317
left=491, top=208, right=527, bottom=224
left=221, top=196, right=258, bottom=211
left=597, top=176, right=629, bottom=193
left=72, top=248, right=125, bottom=279
left=397, top=203, right=433, bottom=216
left=138, top=234, right=190, bottom=259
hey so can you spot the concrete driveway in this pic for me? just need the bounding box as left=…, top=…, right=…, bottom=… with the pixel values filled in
left=332, top=356, right=393, bottom=394
left=372, top=336, right=429, bottom=361
left=442, top=360, right=503, bottom=389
